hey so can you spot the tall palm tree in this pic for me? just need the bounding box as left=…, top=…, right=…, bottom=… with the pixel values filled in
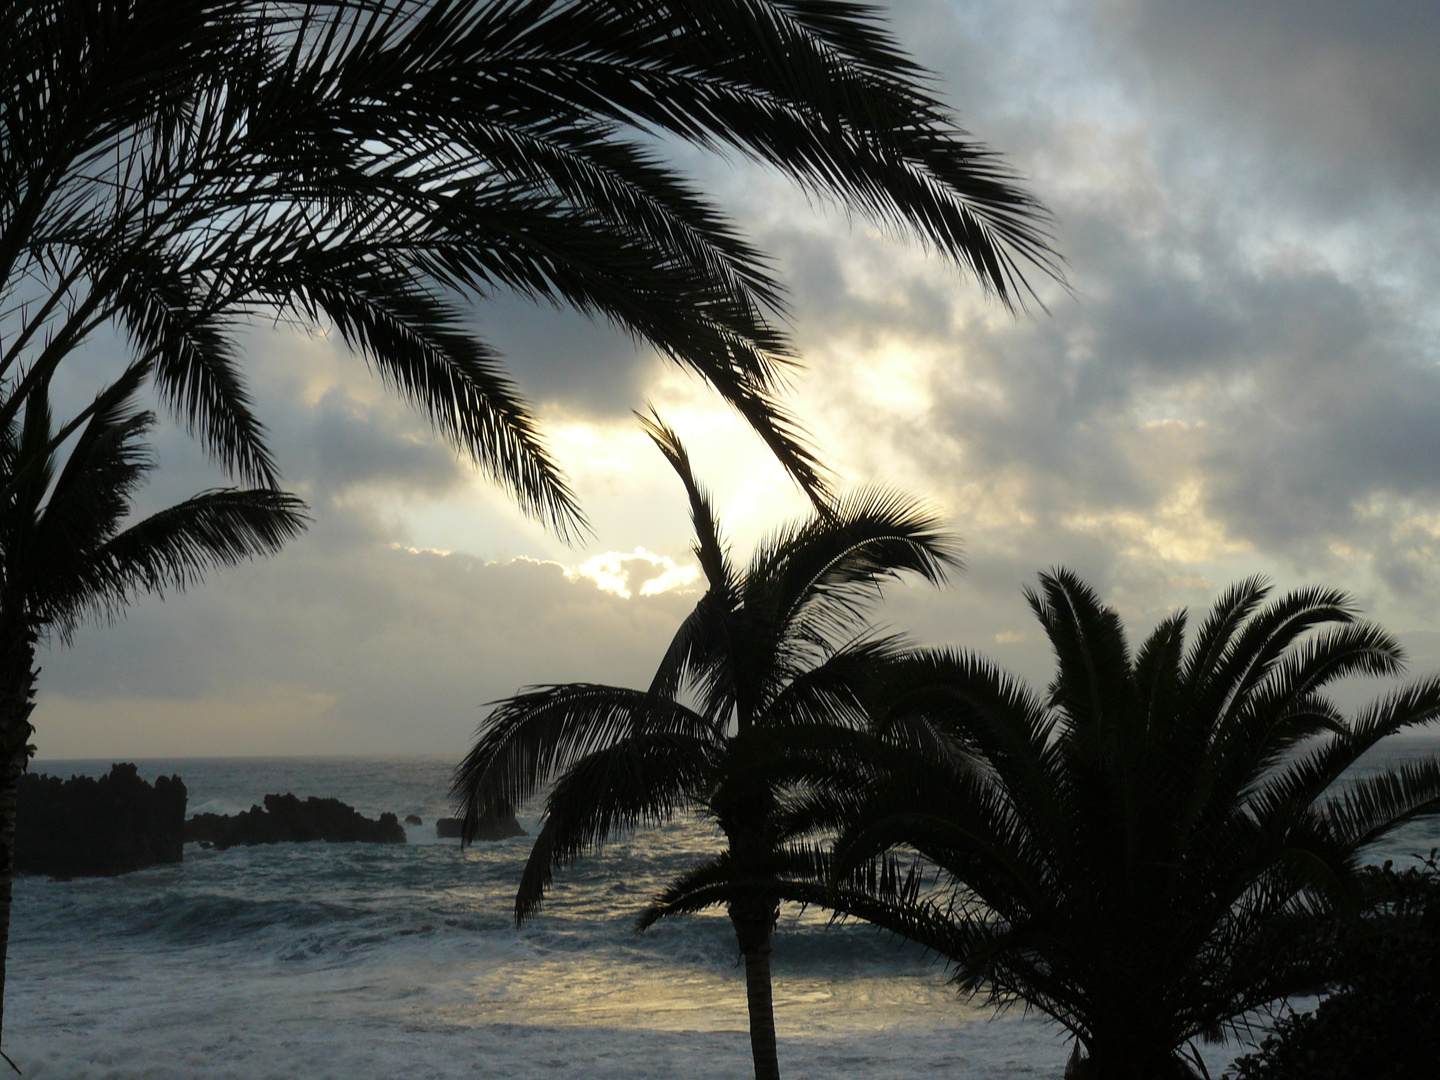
left=0, top=371, right=307, bottom=1052
left=820, top=570, right=1440, bottom=1080
left=451, top=413, right=960, bottom=1080
left=4, top=0, right=1060, bottom=525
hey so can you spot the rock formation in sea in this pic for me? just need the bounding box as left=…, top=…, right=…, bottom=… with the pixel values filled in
left=184, top=793, right=406, bottom=849
left=404, top=813, right=422, bottom=826
left=17, top=763, right=187, bottom=878
left=435, top=813, right=526, bottom=841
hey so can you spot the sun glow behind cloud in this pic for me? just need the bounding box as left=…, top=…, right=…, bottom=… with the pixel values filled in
left=1061, top=479, right=1253, bottom=565
left=570, top=548, right=700, bottom=599
left=383, top=541, right=701, bottom=602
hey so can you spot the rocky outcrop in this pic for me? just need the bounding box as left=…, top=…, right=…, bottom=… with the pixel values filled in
left=17, top=763, right=187, bottom=878
left=404, top=814, right=422, bottom=826
left=435, top=813, right=525, bottom=841
left=185, top=793, right=406, bottom=849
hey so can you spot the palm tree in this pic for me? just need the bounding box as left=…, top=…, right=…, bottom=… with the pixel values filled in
left=820, top=570, right=1440, bottom=1080
left=451, top=413, right=960, bottom=1080
left=3, top=0, right=1060, bottom=528
left=0, top=371, right=307, bottom=1052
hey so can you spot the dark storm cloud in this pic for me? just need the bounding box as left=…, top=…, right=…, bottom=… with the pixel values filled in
left=967, top=208, right=1433, bottom=562
left=1100, top=0, right=1440, bottom=202
left=768, top=224, right=959, bottom=347
left=1204, top=325, right=1440, bottom=553
left=469, top=289, right=655, bottom=417
left=718, top=1, right=1440, bottom=623
left=306, top=386, right=467, bottom=496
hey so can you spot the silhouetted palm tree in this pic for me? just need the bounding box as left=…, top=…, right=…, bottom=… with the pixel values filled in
left=0, top=372, right=307, bottom=1051
left=451, top=413, right=960, bottom=1080
left=3, top=0, right=1060, bottom=528
left=820, top=570, right=1440, bottom=1080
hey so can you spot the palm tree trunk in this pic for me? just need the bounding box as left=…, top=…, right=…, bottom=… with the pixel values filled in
left=1082, top=1036, right=1192, bottom=1080
left=730, top=896, right=780, bottom=1080
left=742, top=940, right=779, bottom=1080
left=0, top=626, right=38, bottom=1054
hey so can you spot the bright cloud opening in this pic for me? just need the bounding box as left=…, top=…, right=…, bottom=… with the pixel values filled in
left=570, top=548, right=701, bottom=599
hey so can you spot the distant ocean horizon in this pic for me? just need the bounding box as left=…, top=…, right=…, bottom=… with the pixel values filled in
left=13, top=738, right=1440, bottom=1078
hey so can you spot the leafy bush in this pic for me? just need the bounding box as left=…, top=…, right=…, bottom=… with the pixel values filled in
left=1229, top=852, right=1440, bottom=1080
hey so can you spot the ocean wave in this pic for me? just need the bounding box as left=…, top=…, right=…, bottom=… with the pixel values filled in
left=15, top=753, right=1436, bottom=1079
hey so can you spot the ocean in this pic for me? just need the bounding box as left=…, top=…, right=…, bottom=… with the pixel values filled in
left=10, top=739, right=1439, bottom=1079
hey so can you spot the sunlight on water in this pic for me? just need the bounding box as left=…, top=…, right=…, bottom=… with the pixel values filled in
left=446, top=948, right=968, bottom=1036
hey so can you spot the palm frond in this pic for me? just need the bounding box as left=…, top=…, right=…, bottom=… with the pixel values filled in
left=748, top=487, right=960, bottom=659
left=514, top=730, right=718, bottom=923
left=0, top=371, right=306, bottom=642
left=1206, top=585, right=1361, bottom=735
left=637, top=409, right=733, bottom=594
left=1025, top=569, right=1136, bottom=758
left=1180, top=576, right=1269, bottom=699
left=1241, top=678, right=1440, bottom=841
left=823, top=568, right=1440, bottom=1069
left=636, top=851, right=741, bottom=929
left=760, top=631, right=913, bottom=730
left=451, top=683, right=717, bottom=839
left=799, top=847, right=978, bottom=962
left=7, top=0, right=1061, bottom=536
left=37, top=488, right=308, bottom=640
left=1314, top=752, right=1440, bottom=858
left=872, top=647, right=1068, bottom=850
left=286, top=268, right=586, bottom=538
left=109, top=246, right=278, bottom=487
left=389, top=0, right=1062, bottom=301
left=1134, top=610, right=1186, bottom=737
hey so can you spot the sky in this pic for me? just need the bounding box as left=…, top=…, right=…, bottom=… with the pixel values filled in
left=33, top=0, right=1440, bottom=760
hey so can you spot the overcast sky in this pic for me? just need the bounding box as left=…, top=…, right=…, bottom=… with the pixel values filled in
left=34, top=0, right=1440, bottom=760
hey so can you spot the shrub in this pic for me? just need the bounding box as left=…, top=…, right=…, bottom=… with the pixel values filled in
left=1229, top=852, right=1440, bottom=1080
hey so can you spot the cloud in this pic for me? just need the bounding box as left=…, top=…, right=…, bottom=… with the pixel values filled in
left=35, top=541, right=695, bottom=758
left=571, top=549, right=701, bottom=599
left=466, top=289, right=660, bottom=419
left=701, top=2, right=1440, bottom=632
left=781, top=201, right=1438, bottom=612
left=1099, top=0, right=1440, bottom=202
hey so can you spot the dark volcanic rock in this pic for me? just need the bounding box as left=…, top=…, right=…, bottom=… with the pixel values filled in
left=184, top=793, right=406, bottom=849
left=17, top=763, right=187, bottom=878
left=404, top=814, right=422, bottom=826
left=435, top=813, right=525, bottom=841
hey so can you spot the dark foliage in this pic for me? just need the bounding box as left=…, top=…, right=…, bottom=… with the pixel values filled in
left=0, top=377, right=309, bottom=643
left=3, top=0, right=1061, bottom=523
left=818, top=571, right=1440, bottom=1080
left=16, top=763, right=186, bottom=877
left=1228, top=853, right=1440, bottom=1080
